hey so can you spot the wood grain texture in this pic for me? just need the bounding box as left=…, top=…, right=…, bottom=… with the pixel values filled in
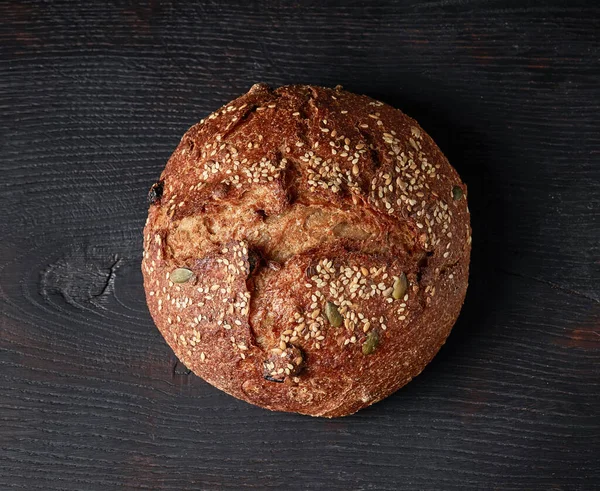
left=1, top=0, right=598, bottom=489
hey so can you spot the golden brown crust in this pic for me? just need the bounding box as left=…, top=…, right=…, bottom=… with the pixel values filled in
left=142, top=84, right=471, bottom=417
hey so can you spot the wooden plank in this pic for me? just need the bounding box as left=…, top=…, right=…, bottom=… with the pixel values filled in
left=1, top=1, right=598, bottom=489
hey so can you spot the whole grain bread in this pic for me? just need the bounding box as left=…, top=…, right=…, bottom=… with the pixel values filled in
left=142, top=84, right=471, bottom=417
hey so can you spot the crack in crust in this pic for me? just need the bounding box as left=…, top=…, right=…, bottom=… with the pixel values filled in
left=356, top=125, right=384, bottom=169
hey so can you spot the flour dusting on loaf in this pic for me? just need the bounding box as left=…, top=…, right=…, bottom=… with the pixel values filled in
left=142, top=84, right=471, bottom=417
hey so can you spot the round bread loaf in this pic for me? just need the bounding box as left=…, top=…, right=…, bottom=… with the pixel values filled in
left=142, top=84, right=471, bottom=417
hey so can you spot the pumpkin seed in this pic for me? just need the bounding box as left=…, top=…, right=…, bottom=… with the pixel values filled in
left=362, top=330, right=379, bottom=355
left=171, top=267, right=193, bottom=283
left=452, top=185, right=463, bottom=200
left=324, top=301, right=343, bottom=327
left=392, top=272, right=408, bottom=300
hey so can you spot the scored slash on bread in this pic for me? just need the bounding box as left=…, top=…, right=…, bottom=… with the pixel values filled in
left=142, top=84, right=471, bottom=417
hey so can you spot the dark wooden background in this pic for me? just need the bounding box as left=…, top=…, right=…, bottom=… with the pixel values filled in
left=1, top=1, right=598, bottom=489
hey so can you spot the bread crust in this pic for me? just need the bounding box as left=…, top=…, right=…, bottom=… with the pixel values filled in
left=142, top=84, right=471, bottom=417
